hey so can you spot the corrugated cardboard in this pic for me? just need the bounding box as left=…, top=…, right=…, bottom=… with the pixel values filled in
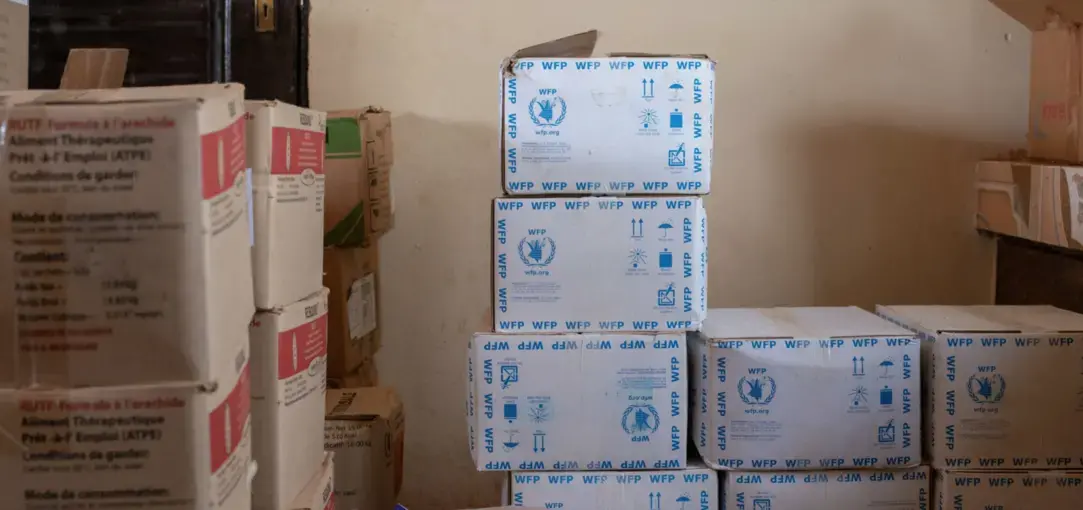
left=1029, top=14, right=1083, bottom=163
left=250, top=289, right=329, bottom=510
left=877, top=305, right=1083, bottom=470
left=725, top=467, right=930, bottom=509
left=0, top=0, right=27, bottom=90
left=324, top=244, right=380, bottom=378
left=325, top=387, right=405, bottom=510
left=935, top=470, right=1083, bottom=508
left=494, top=197, right=707, bottom=333
left=0, top=84, right=254, bottom=388
left=506, top=467, right=717, bottom=510
left=501, top=32, right=714, bottom=196
left=328, top=356, right=379, bottom=388
left=975, top=160, right=1083, bottom=249
left=58, top=48, right=128, bottom=90
left=692, top=307, right=921, bottom=471
left=468, top=333, right=687, bottom=471
left=290, top=453, right=335, bottom=510
left=0, top=360, right=253, bottom=510
left=324, top=109, right=394, bottom=247
left=248, top=100, right=328, bottom=309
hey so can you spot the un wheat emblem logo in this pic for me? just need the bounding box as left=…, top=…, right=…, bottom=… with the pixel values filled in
left=738, top=376, right=777, bottom=405
left=528, top=96, right=567, bottom=127
left=518, top=236, right=556, bottom=267
left=967, top=373, right=1006, bottom=404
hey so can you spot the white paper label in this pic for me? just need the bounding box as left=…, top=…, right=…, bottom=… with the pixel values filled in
left=348, top=274, right=376, bottom=339
left=1063, top=167, right=1083, bottom=246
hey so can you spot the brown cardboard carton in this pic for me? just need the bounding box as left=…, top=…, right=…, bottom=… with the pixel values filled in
left=0, top=84, right=255, bottom=388
left=324, top=109, right=394, bottom=247
left=0, top=360, right=253, bottom=509
left=0, top=0, right=27, bottom=90
left=290, top=453, right=335, bottom=510
left=323, top=244, right=380, bottom=378
left=327, top=356, right=379, bottom=388
left=247, top=100, right=328, bottom=309
left=324, top=387, right=404, bottom=510
left=250, top=289, right=329, bottom=510
left=975, top=160, right=1083, bottom=250
left=1029, top=15, right=1083, bottom=162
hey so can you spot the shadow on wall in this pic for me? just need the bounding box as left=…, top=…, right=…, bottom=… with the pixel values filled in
left=787, top=121, right=1008, bottom=308
left=375, top=114, right=505, bottom=509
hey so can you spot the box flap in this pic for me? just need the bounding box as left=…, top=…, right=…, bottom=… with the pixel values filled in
left=59, top=48, right=128, bottom=90
left=325, top=387, right=401, bottom=421
left=512, top=30, right=599, bottom=59
left=27, top=83, right=243, bottom=105
left=989, top=0, right=1083, bottom=30
left=878, top=305, right=1083, bottom=333
left=702, top=307, right=914, bottom=340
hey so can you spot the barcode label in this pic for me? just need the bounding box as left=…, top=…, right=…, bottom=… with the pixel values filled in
left=348, top=274, right=377, bottom=339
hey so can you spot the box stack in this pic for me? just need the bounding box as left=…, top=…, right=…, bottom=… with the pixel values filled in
left=467, top=31, right=719, bottom=508
left=878, top=305, right=1083, bottom=506
left=692, top=307, right=931, bottom=507
left=0, top=84, right=255, bottom=508
left=324, top=387, right=406, bottom=510
left=246, top=100, right=336, bottom=509
left=322, top=108, right=394, bottom=387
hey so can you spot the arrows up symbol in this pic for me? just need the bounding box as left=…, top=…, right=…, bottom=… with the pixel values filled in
left=649, top=492, right=661, bottom=510
left=642, top=79, right=655, bottom=99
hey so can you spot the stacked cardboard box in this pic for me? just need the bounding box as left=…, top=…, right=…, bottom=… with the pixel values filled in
left=324, top=387, right=405, bottom=510
left=246, top=100, right=335, bottom=509
left=0, top=84, right=255, bottom=509
left=466, top=31, right=719, bottom=508
left=878, top=305, right=1083, bottom=506
left=691, top=307, right=931, bottom=507
left=323, top=109, right=393, bottom=384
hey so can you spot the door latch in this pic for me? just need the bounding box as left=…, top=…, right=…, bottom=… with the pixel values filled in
left=255, top=0, right=275, bottom=32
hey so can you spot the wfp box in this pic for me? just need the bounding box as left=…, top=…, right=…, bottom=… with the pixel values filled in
left=935, top=470, right=1083, bottom=508
left=725, top=467, right=930, bottom=509
left=0, top=84, right=254, bottom=388
left=0, top=360, right=253, bottom=509
left=877, top=305, right=1083, bottom=470
left=247, top=100, right=327, bottom=309
left=325, top=387, right=405, bottom=510
left=507, top=467, right=717, bottom=510
left=691, top=307, right=921, bottom=470
left=494, top=197, right=707, bottom=333
left=250, top=288, right=329, bottom=510
left=467, top=333, right=687, bottom=471
left=501, top=31, right=714, bottom=196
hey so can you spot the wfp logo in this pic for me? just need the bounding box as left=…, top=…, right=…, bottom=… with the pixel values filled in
left=622, top=404, right=661, bottom=437
left=529, top=95, right=567, bottom=127
left=737, top=375, right=776, bottom=405
left=518, top=236, right=556, bottom=267
left=967, top=373, right=1006, bottom=404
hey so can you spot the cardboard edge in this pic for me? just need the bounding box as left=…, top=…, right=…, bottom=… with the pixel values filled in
left=510, top=30, right=599, bottom=61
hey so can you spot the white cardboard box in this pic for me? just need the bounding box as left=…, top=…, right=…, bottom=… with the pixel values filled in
left=247, top=100, right=327, bottom=310
left=692, top=307, right=921, bottom=470
left=506, top=467, right=718, bottom=510
left=468, top=333, right=687, bottom=471
left=251, top=288, right=329, bottom=510
left=0, top=84, right=254, bottom=388
left=725, top=467, right=930, bottom=509
left=877, top=305, right=1083, bottom=470
left=290, top=452, right=335, bottom=510
left=324, top=387, right=404, bottom=510
left=0, top=0, right=27, bottom=90
left=494, top=197, right=707, bottom=333
left=935, top=470, right=1083, bottom=508
left=501, top=34, right=714, bottom=196
left=0, top=360, right=253, bottom=510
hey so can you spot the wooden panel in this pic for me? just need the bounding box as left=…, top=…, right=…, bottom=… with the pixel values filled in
left=232, top=0, right=308, bottom=105
left=995, top=235, right=1083, bottom=313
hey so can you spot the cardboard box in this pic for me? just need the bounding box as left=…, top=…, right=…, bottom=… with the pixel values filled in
left=501, top=32, right=714, bottom=196
left=506, top=466, right=717, bottom=510
left=468, top=333, right=687, bottom=471
left=691, top=307, right=921, bottom=471
left=0, top=0, right=27, bottom=90
left=935, top=470, right=1083, bottom=508
left=725, top=466, right=930, bottom=509
left=975, top=160, right=1083, bottom=250
left=324, top=109, right=394, bottom=247
left=494, top=197, right=707, bottom=333
left=250, top=288, right=329, bottom=510
left=324, top=245, right=380, bottom=378
left=290, top=452, right=335, bottom=510
left=877, top=305, right=1083, bottom=470
left=0, top=84, right=254, bottom=388
left=325, top=387, right=404, bottom=510
left=327, top=357, right=379, bottom=388
left=0, top=361, right=253, bottom=509
left=247, top=100, right=328, bottom=309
